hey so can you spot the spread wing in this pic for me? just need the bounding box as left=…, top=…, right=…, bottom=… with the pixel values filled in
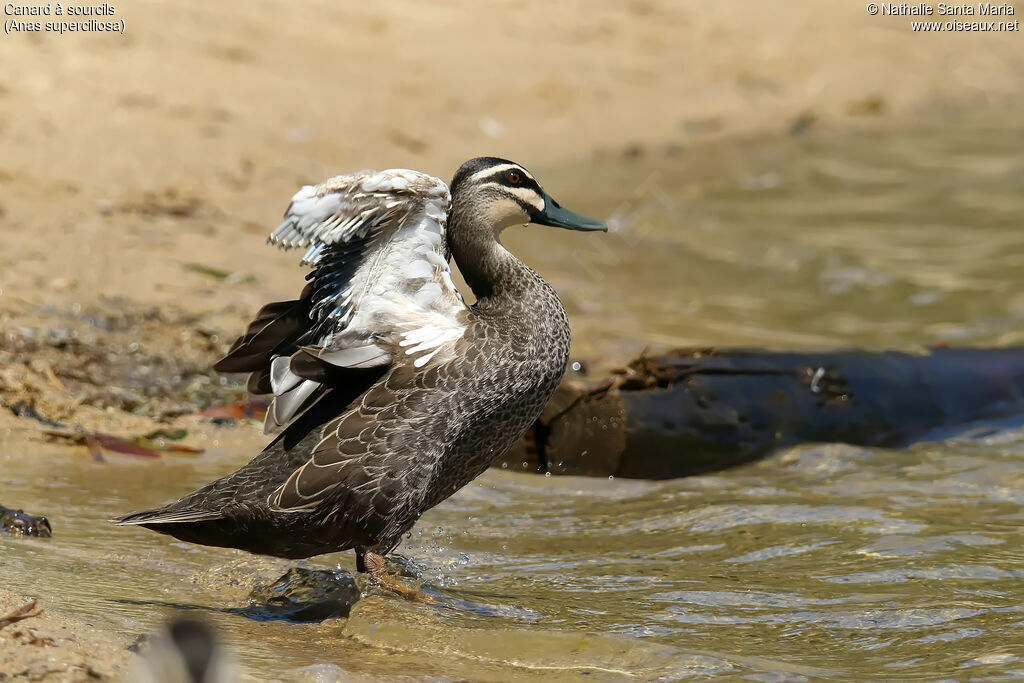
left=215, top=168, right=468, bottom=433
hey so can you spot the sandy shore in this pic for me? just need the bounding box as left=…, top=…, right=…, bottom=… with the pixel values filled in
left=0, top=589, right=132, bottom=680
left=1, top=0, right=1022, bottom=678
left=2, top=0, right=1021, bottom=314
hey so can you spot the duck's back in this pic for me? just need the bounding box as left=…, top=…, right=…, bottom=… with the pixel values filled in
left=271, top=266, right=571, bottom=551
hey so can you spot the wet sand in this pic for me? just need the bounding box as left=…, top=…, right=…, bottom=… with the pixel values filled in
left=1, top=0, right=1022, bottom=678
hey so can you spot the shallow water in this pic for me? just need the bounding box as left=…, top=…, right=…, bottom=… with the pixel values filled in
left=3, top=124, right=1024, bottom=680
left=527, top=124, right=1024, bottom=362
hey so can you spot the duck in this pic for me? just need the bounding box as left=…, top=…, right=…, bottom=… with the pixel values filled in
left=115, top=157, right=606, bottom=594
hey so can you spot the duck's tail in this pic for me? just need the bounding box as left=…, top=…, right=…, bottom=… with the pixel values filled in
left=112, top=506, right=224, bottom=526
left=113, top=499, right=319, bottom=560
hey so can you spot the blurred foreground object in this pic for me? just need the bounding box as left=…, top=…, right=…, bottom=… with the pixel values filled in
left=133, top=618, right=237, bottom=683
left=502, top=347, right=1024, bottom=479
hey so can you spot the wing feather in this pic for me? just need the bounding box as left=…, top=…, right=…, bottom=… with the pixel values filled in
left=213, top=287, right=313, bottom=374
left=217, top=168, right=468, bottom=434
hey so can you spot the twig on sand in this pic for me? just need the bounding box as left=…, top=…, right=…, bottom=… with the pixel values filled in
left=0, top=600, right=43, bottom=630
left=38, top=360, right=65, bottom=391
left=42, top=429, right=204, bottom=460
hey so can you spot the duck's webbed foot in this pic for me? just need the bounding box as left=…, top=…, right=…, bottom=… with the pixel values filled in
left=357, top=549, right=438, bottom=604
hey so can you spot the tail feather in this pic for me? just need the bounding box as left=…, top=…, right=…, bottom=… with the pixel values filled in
left=112, top=366, right=389, bottom=558
left=113, top=507, right=224, bottom=526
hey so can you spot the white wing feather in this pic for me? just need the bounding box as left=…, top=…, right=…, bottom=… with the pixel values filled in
left=260, top=169, right=467, bottom=432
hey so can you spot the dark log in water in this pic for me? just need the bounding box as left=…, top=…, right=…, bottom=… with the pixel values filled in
left=498, top=347, right=1024, bottom=479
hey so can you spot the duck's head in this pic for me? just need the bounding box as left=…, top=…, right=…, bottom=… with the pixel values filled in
left=450, top=157, right=607, bottom=236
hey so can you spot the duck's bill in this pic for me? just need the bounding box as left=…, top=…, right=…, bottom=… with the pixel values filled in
left=532, top=195, right=608, bottom=232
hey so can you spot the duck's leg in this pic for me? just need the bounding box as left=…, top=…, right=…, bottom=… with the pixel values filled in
left=357, top=548, right=438, bottom=604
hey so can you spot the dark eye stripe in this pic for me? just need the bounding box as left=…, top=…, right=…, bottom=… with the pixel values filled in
left=460, top=159, right=539, bottom=191
left=483, top=169, right=539, bottom=191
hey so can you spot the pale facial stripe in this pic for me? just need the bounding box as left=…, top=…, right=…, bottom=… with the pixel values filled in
left=467, top=163, right=536, bottom=185
left=492, top=184, right=545, bottom=212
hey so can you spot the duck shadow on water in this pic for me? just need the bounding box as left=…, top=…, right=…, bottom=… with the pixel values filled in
left=115, top=561, right=539, bottom=624
left=115, top=567, right=362, bottom=623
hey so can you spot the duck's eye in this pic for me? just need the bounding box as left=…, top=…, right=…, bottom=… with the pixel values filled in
left=506, top=171, right=521, bottom=185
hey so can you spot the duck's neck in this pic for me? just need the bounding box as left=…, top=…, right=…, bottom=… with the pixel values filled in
left=448, top=211, right=541, bottom=309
